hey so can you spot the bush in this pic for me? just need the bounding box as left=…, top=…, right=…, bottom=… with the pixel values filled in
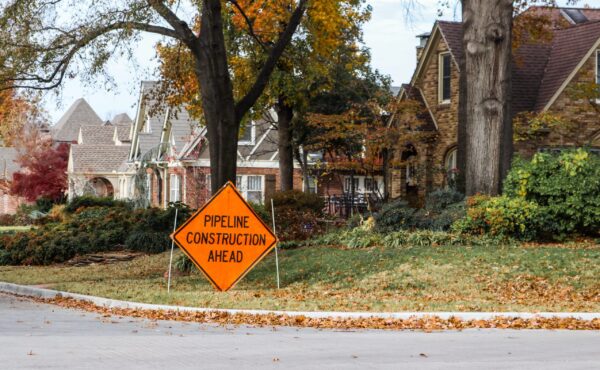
left=125, top=231, right=171, bottom=253
left=64, top=196, right=132, bottom=213
left=424, top=188, right=464, bottom=213
left=503, top=149, right=600, bottom=238
left=0, top=203, right=195, bottom=266
left=374, top=199, right=416, bottom=232
left=452, top=195, right=541, bottom=241
left=269, top=190, right=325, bottom=241
left=174, top=253, right=193, bottom=273
left=0, top=214, right=16, bottom=226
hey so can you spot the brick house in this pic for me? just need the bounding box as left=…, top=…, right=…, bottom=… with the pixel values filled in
left=391, top=7, right=600, bottom=201
left=69, top=81, right=302, bottom=209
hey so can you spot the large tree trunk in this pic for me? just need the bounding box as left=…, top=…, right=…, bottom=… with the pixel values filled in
left=196, top=0, right=240, bottom=194
left=460, top=0, right=514, bottom=196
left=275, top=96, right=295, bottom=191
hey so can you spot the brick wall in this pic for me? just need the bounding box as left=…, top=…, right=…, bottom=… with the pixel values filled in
left=0, top=183, right=26, bottom=215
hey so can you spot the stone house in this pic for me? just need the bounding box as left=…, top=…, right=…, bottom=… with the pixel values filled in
left=391, top=7, right=600, bottom=201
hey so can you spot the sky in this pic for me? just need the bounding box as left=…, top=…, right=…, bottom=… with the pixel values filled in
left=45, top=0, right=572, bottom=123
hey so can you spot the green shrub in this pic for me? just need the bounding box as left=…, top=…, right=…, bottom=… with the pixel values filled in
left=503, top=149, right=600, bottom=238
left=374, top=199, right=416, bottom=232
left=452, top=195, right=541, bottom=240
left=249, top=202, right=270, bottom=224
left=424, top=188, right=464, bottom=213
left=65, top=196, right=132, bottom=213
left=174, top=253, right=193, bottom=273
left=125, top=231, right=171, bottom=253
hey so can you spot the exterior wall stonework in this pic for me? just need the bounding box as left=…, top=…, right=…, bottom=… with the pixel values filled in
left=515, top=50, right=600, bottom=156
left=396, top=35, right=599, bottom=200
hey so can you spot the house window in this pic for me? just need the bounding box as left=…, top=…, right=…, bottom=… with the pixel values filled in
left=169, top=174, right=180, bottom=202
left=144, top=113, right=152, bottom=133
left=445, top=147, right=458, bottom=184
left=439, top=52, right=452, bottom=103
left=236, top=175, right=264, bottom=203
left=344, top=177, right=360, bottom=193
left=304, top=176, right=317, bottom=194
left=239, top=122, right=255, bottom=145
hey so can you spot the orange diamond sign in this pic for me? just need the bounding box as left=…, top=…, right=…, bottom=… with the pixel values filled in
left=171, top=181, right=277, bottom=291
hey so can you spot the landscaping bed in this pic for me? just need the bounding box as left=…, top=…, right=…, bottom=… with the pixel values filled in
left=1, top=240, right=599, bottom=313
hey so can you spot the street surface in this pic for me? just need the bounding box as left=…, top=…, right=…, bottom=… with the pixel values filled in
left=1, top=292, right=599, bottom=369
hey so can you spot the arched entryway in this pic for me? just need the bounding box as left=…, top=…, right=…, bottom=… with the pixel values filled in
left=85, top=177, right=114, bottom=198
left=401, top=144, right=419, bottom=206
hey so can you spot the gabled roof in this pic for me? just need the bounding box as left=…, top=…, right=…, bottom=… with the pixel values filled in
left=398, top=84, right=437, bottom=131
left=111, top=113, right=133, bottom=126
left=70, top=144, right=131, bottom=173
left=0, top=147, right=19, bottom=181
left=52, top=98, right=103, bottom=142
left=79, top=125, right=115, bottom=145
left=415, top=10, right=600, bottom=114
left=536, top=20, right=600, bottom=110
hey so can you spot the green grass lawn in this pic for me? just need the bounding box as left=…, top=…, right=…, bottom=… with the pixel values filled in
left=1, top=242, right=599, bottom=312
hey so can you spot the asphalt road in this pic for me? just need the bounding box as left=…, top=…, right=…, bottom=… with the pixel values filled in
left=1, top=293, right=599, bottom=369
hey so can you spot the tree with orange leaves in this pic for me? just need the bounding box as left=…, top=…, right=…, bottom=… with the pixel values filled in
left=156, top=0, right=373, bottom=191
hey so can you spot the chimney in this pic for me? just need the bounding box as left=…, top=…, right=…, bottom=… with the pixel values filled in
left=416, top=32, right=430, bottom=62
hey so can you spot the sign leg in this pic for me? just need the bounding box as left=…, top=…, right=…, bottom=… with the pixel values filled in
left=271, top=199, right=280, bottom=289
left=167, top=208, right=179, bottom=293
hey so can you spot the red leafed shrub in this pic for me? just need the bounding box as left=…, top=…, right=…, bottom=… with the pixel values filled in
left=11, top=140, right=69, bottom=203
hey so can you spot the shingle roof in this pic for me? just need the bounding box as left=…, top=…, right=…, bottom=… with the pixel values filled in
left=437, top=21, right=463, bottom=67
left=79, top=125, right=115, bottom=145
left=435, top=16, right=600, bottom=114
left=400, top=84, right=437, bottom=131
left=52, top=98, right=103, bottom=142
left=534, top=21, right=600, bottom=110
left=116, top=125, right=132, bottom=142
left=70, top=144, right=131, bottom=173
left=111, top=113, right=133, bottom=126
left=0, top=147, right=19, bottom=181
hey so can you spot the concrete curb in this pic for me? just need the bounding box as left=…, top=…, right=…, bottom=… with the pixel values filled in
left=2, top=281, right=600, bottom=321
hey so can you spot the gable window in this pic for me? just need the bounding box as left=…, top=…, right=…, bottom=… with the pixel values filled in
left=239, top=122, right=255, bottom=145
left=169, top=174, right=180, bottom=202
left=439, top=52, right=452, bottom=103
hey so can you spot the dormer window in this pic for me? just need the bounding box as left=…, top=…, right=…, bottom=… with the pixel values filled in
left=239, top=121, right=255, bottom=145
left=439, top=52, right=452, bottom=104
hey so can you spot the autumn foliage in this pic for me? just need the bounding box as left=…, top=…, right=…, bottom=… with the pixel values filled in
left=11, top=131, right=69, bottom=202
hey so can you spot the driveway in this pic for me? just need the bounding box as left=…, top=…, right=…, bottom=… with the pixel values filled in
left=1, top=292, right=599, bottom=369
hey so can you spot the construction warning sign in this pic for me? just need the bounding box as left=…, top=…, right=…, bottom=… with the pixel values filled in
left=171, top=181, right=277, bottom=291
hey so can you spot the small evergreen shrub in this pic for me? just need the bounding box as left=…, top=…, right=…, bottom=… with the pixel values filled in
left=503, top=149, right=600, bottom=238
left=65, top=196, right=132, bottom=213
left=125, top=231, right=171, bottom=253
left=174, top=253, right=193, bottom=273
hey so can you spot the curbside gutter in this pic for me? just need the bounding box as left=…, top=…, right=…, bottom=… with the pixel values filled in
left=2, top=281, right=600, bottom=321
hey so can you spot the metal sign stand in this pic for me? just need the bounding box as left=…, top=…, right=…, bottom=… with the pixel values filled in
left=271, top=199, right=281, bottom=289
left=167, top=208, right=178, bottom=293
